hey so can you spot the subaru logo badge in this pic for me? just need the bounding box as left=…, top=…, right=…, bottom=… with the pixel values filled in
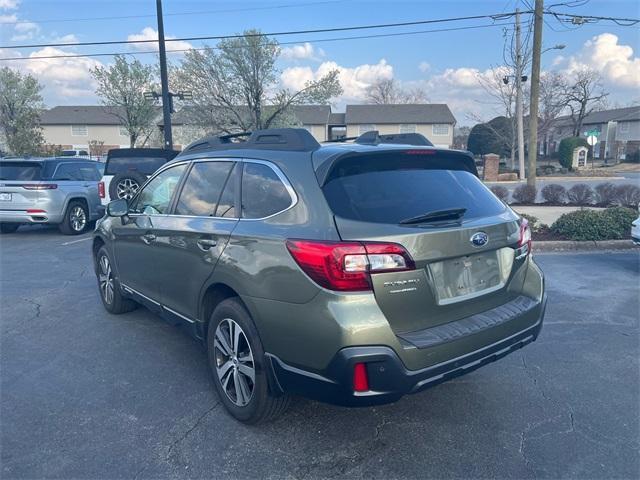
left=470, top=232, right=488, bottom=247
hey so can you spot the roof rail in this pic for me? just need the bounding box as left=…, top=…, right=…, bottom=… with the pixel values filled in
left=354, top=130, right=434, bottom=147
left=184, top=128, right=321, bottom=153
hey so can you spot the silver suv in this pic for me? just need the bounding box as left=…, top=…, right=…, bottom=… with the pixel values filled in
left=0, top=158, right=104, bottom=234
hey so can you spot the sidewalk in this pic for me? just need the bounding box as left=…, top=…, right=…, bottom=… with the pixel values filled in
left=512, top=205, right=604, bottom=225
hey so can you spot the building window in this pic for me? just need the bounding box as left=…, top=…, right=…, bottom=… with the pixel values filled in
left=432, top=124, right=450, bottom=136
left=359, top=124, right=375, bottom=135
left=71, top=125, right=88, bottom=136
left=399, top=124, right=417, bottom=134
left=119, top=126, right=129, bottom=136
left=618, top=122, right=629, bottom=133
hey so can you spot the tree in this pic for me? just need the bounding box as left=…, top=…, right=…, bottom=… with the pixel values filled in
left=174, top=30, right=342, bottom=133
left=453, top=126, right=471, bottom=150
left=91, top=55, right=158, bottom=147
left=0, top=67, right=44, bottom=155
left=562, top=68, right=608, bottom=137
left=364, top=78, right=428, bottom=104
left=468, top=117, right=512, bottom=157
left=537, top=71, right=567, bottom=155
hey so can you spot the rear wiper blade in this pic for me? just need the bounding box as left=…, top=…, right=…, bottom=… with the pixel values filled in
left=399, top=208, right=467, bottom=225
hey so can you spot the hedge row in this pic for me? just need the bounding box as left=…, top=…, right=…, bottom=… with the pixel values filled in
left=490, top=183, right=640, bottom=207
left=551, top=207, right=636, bottom=241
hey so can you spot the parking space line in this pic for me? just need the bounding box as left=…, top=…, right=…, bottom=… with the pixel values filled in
left=61, top=236, right=92, bottom=246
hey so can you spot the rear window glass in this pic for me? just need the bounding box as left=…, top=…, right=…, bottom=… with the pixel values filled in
left=323, top=164, right=505, bottom=224
left=0, top=162, right=42, bottom=181
left=105, top=157, right=167, bottom=176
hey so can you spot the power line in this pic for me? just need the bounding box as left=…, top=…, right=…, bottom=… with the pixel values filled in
left=0, top=0, right=342, bottom=25
left=0, top=11, right=527, bottom=50
left=0, top=22, right=516, bottom=62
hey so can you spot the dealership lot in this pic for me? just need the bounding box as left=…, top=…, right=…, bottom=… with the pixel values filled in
left=1, top=226, right=638, bottom=479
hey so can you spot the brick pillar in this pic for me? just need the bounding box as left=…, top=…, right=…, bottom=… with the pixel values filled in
left=483, top=153, right=500, bottom=181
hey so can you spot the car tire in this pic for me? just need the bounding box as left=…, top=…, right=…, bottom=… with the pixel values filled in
left=109, top=172, right=147, bottom=201
left=95, top=246, right=137, bottom=314
left=207, top=298, right=290, bottom=424
left=0, top=223, right=19, bottom=234
left=58, top=200, right=89, bottom=235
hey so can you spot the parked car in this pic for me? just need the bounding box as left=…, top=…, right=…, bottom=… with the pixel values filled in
left=59, top=149, right=90, bottom=158
left=0, top=157, right=104, bottom=234
left=100, top=148, right=179, bottom=205
left=93, top=129, right=546, bottom=424
left=632, top=205, right=640, bottom=246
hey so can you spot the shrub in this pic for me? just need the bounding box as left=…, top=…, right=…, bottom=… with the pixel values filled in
left=551, top=207, right=636, bottom=241
left=558, top=137, right=589, bottom=170
left=490, top=185, right=510, bottom=203
left=623, top=150, right=640, bottom=163
left=614, top=184, right=640, bottom=207
left=540, top=184, right=566, bottom=204
left=512, top=184, right=537, bottom=204
left=567, top=183, right=594, bottom=205
left=594, top=182, right=617, bottom=206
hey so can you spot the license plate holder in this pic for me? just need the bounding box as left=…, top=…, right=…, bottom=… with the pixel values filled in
left=0, top=193, right=12, bottom=201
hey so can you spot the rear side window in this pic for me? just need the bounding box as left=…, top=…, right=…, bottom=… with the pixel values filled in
left=175, top=161, right=235, bottom=217
left=52, top=163, right=82, bottom=181
left=241, top=163, right=292, bottom=219
left=105, top=157, right=167, bottom=176
left=323, top=162, right=505, bottom=224
left=79, top=165, right=101, bottom=181
left=0, top=162, right=42, bottom=180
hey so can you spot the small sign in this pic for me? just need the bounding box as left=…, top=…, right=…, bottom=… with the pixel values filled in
left=587, top=135, right=598, bottom=146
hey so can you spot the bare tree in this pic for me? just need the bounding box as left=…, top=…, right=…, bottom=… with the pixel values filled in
left=174, top=30, right=342, bottom=134
left=364, top=78, right=428, bottom=104
left=0, top=67, right=44, bottom=155
left=562, top=68, right=608, bottom=136
left=91, top=55, right=158, bottom=147
left=537, top=71, right=567, bottom=155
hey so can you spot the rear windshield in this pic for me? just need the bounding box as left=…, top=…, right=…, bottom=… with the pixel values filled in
left=105, top=157, right=167, bottom=176
left=322, top=160, right=505, bottom=224
left=0, top=162, right=43, bottom=181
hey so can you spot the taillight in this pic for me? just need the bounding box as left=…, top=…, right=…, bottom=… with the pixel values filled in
left=353, top=363, right=369, bottom=392
left=285, top=239, right=415, bottom=292
left=21, top=184, right=57, bottom=190
left=518, top=218, right=532, bottom=255
left=98, top=181, right=105, bottom=198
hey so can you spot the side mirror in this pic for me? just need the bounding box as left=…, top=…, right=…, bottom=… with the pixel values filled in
left=107, top=198, right=128, bottom=217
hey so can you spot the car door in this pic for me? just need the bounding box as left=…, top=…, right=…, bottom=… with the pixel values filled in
left=78, top=162, right=102, bottom=217
left=155, top=159, right=240, bottom=321
left=112, top=163, right=187, bottom=304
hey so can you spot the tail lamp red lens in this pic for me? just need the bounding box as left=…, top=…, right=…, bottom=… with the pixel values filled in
left=26, top=209, right=46, bottom=214
left=353, top=363, right=369, bottom=392
left=98, top=181, right=105, bottom=198
left=285, top=239, right=415, bottom=292
left=21, top=184, right=57, bottom=190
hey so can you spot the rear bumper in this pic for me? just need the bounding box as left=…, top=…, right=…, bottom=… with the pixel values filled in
left=267, top=294, right=546, bottom=407
left=0, top=210, right=63, bottom=224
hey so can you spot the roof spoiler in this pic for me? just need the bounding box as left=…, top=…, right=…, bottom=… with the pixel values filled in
left=183, top=128, right=321, bottom=153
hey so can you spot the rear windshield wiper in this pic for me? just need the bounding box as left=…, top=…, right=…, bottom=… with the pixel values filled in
left=399, top=208, right=467, bottom=225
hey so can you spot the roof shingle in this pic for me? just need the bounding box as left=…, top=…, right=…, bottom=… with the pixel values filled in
left=345, top=104, right=456, bottom=124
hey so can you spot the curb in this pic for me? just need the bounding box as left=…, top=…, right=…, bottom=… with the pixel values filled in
left=534, top=240, right=637, bottom=252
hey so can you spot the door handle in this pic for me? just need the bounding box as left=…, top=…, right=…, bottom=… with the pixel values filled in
left=142, top=233, right=156, bottom=245
left=197, top=239, right=217, bottom=251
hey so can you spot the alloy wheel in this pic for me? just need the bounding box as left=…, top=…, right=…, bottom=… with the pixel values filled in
left=116, top=179, right=140, bottom=200
left=214, top=318, right=255, bottom=407
left=70, top=206, right=87, bottom=232
left=98, top=255, right=114, bottom=305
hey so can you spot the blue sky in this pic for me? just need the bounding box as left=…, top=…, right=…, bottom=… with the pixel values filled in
left=1, top=0, right=639, bottom=124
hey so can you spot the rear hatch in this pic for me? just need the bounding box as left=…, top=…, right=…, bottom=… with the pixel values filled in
left=0, top=161, right=48, bottom=210
left=318, top=148, right=525, bottom=334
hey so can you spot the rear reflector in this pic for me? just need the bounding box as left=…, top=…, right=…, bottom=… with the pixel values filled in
left=21, top=184, right=57, bottom=190
left=286, top=239, right=415, bottom=292
left=26, top=209, right=46, bottom=214
left=353, top=363, right=369, bottom=392
left=98, top=181, right=105, bottom=198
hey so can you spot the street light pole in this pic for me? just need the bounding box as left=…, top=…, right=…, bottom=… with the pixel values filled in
left=156, top=0, right=172, bottom=150
left=515, top=8, right=525, bottom=180
left=527, top=0, right=544, bottom=187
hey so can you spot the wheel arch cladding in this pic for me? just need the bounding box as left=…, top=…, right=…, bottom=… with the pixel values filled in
left=201, top=283, right=252, bottom=339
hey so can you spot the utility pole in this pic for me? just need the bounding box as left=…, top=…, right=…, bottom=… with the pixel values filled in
left=527, top=0, right=544, bottom=187
left=156, top=0, right=172, bottom=150
left=515, top=8, right=525, bottom=180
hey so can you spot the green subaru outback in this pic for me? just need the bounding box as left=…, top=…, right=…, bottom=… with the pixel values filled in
left=93, top=129, right=546, bottom=424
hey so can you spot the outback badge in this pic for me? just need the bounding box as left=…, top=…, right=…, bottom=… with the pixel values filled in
left=470, top=231, right=488, bottom=247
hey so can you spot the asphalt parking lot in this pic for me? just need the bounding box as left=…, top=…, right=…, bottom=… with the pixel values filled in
left=1, top=225, right=639, bottom=479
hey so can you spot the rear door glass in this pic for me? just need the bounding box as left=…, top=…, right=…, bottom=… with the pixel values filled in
left=105, top=157, right=167, bottom=176
left=175, top=161, right=235, bottom=216
left=79, top=165, right=101, bottom=181
left=241, top=163, right=292, bottom=219
left=52, top=163, right=82, bottom=181
left=0, top=162, right=43, bottom=180
left=323, top=165, right=505, bottom=224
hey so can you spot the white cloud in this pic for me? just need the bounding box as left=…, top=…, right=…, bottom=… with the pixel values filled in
left=127, top=27, right=193, bottom=53
left=0, top=0, right=19, bottom=9
left=560, top=33, right=640, bottom=89
left=281, top=59, right=393, bottom=103
left=0, top=13, right=17, bottom=22
left=11, top=20, right=39, bottom=41
left=52, top=33, right=79, bottom=44
left=419, top=61, right=430, bottom=73
left=280, top=42, right=324, bottom=61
